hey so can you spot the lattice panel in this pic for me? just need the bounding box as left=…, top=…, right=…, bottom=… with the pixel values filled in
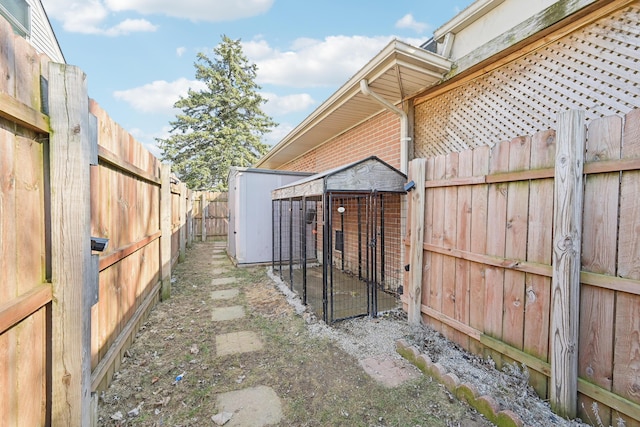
left=414, top=5, right=640, bottom=159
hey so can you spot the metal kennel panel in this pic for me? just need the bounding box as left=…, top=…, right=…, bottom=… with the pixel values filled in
left=327, top=192, right=402, bottom=323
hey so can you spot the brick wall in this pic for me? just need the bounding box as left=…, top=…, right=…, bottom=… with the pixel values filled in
left=281, top=110, right=401, bottom=173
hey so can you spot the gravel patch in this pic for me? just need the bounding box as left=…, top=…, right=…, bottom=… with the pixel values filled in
left=267, top=267, right=595, bottom=427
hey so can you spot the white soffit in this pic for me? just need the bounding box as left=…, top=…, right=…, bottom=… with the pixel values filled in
left=256, top=39, right=452, bottom=169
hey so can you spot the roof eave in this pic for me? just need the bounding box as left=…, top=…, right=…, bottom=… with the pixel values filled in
left=255, top=39, right=452, bottom=169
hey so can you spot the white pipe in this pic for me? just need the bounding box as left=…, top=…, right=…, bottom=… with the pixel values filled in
left=359, top=79, right=410, bottom=174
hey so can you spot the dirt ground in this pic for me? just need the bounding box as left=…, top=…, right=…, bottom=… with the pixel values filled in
left=96, top=241, right=493, bottom=426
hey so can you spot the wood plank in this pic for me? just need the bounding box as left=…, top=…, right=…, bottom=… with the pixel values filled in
left=469, top=146, right=489, bottom=338
left=15, top=135, right=44, bottom=293
left=503, top=136, right=531, bottom=351
left=423, top=157, right=435, bottom=327
left=49, top=63, right=92, bottom=426
left=578, top=114, right=620, bottom=422
left=420, top=304, right=481, bottom=341
left=578, top=379, right=640, bottom=426
left=423, top=243, right=551, bottom=277
left=618, top=108, right=640, bottom=280
left=98, top=231, right=161, bottom=272
left=0, top=18, right=15, bottom=96
left=611, top=109, right=640, bottom=416
left=91, top=282, right=161, bottom=391
left=612, top=293, right=640, bottom=407
left=0, top=285, right=52, bottom=335
left=179, top=183, right=187, bottom=262
left=454, top=149, right=473, bottom=349
left=14, top=36, right=39, bottom=111
left=0, top=129, right=17, bottom=304
left=429, top=156, right=446, bottom=332
left=0, top=330, right=16, bottom=425
left=484, top=139, right=510, bottom=341
left=0, top=92, right=49, bottom=133
left=550, top=109, right=585, bottom=419
left=16, top=308, right=46, bottom=426
left=480, top=334, right=551, bottom=378
left=415, top=156, right=640, bottom=189
left=442, top=153, right=459, bottom=342
left=407, top=159, right=426, bottom=326
left=524, top=129, right=555, bottom=398
left=160, top=164, right=172, bottom=300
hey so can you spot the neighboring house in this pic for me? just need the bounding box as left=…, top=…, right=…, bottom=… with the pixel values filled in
left=0, top=0, right=65, bottom=63
left=256, top=0, right=639, bottom=174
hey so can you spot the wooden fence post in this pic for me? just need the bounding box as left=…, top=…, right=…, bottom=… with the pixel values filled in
left=179, top=183, right=187, bottom=262
left=160, top=164, right=172, bottom=300
left=550, top=109, right=585, bottom=418
left=407, top=158, right=427, bottom=326
left=186, top=189, right=193, bottom=247
left=49, top=62, right=92, bottom=427
left=201, top=192, right=207, bottom=242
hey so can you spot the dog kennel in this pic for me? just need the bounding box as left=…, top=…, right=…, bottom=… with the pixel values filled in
left=272, top=156, right=406, bottom=323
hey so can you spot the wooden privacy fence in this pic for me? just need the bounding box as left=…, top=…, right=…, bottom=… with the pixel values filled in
left=406, top=109, right=640, bottom=425
left=193, top=191, right=228, bottom=239
left=0, top=18, right=199, bottom=426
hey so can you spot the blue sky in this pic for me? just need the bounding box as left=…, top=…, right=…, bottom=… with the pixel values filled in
left=41, top=0, right=475, bottom=157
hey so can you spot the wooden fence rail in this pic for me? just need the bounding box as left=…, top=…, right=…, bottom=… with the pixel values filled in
left=0, top=17, right=227, bottom=426
left=406, top=108, right=640, bottom=424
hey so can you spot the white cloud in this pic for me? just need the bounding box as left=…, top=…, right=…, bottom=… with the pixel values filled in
left=104, top=19, right=158, bottom=36
left=263, top=123, right=293, bottom=147
left=113, top=78, right=206, bottom=114
left=104, top=0, right=274, bottom=21
left=395, top=14, right=429, bottom=34
left=261, top=92, right=315, bottom=116
left=42, top=0, right=271, bottom=35
left=42, top=0, right=157, bottom=35
left=245, top=35, right=394, bottom=88
left=176, top=47, right=187, bottom=57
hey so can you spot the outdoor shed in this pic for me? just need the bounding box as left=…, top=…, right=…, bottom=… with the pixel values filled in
left=271, top=156, right=406, bottom=323
left=227, top=167, right=313, bottom=265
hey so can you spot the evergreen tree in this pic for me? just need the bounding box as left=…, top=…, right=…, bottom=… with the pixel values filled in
left=157, top=35, right=276, bottom=190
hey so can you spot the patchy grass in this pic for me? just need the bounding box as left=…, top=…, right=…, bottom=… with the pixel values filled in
left=96, top=241, right=490, bottom=426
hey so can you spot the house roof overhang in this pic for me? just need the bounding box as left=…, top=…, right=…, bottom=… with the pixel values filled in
left=255, top=39, right=452, bottom=170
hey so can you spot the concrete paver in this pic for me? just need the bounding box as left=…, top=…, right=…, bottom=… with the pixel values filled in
left=211, top=306, right=245, bottom=321
left=216, top=331, right=264, bottom=356
left=359, top=355, right=421, bottom=387
left=211, top=277, right=236, bottom=286
left=211, top=289, right=239, bottom=300
left=216, top=385, right=282, bottom=427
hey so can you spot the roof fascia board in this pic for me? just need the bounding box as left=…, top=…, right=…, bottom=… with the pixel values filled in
left=434, top=0, right=506, bottom=41
left=448, top=0, right=599, bottom=77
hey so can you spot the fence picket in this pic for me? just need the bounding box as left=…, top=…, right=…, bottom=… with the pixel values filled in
left=577, top=114, right=621, bottom=424
left=523, top=129, right=555, bottom=398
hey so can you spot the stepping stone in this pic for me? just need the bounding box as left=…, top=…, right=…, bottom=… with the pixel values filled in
left=212, top=268, right=231, bottom=275
left=211, top=289, right=239, bottom=300
left=216, top=331, right=263, bottom=356
left=216, top=385, right=282, bottom=427
left=211, top=277, right=236, bottom=286
left=359, top=355, right=421, bottom=388
left=212, top=254, right=227, bottom=259
left=211, top=306, right=245, bottom=321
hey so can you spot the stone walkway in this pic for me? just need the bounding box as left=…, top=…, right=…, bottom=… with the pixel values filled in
left=208, top=242, right=283, bottom=427
left=208, top=241, right=421, bottom=426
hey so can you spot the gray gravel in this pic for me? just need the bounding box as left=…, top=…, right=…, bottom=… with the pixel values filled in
left=267, top=267, right=598, bottom=427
